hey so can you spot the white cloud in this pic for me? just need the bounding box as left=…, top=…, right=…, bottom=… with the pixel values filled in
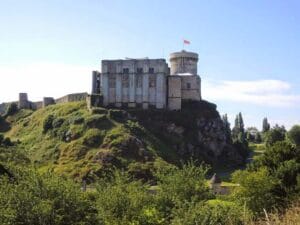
left=203, top=79, right=300, bottom=107
left=0, top=63, right=92, bottom=103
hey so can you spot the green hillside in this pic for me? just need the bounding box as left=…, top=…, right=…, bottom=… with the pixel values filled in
left=1, top=100, right=243, bottom=181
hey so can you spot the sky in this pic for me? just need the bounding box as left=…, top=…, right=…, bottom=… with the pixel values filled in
left=0, top=0, right=300, bottom=129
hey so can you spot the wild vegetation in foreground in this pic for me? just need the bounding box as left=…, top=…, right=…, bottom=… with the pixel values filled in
left=0, top=102, right=299, bottom=224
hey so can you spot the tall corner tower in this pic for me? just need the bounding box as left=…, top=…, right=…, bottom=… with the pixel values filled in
left=169, top=50, right=198, bottom=75
left=167, top=50, right=201, bottom=111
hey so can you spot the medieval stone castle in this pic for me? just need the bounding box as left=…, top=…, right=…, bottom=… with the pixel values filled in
left=0, top=50, right=202, bottom=113
left=91, top=50, right=201, bottom=110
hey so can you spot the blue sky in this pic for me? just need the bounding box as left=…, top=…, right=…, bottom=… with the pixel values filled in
left=0, top=0, right=299, bottom=129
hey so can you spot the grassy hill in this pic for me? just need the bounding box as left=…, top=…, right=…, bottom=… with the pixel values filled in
left=1, top=100, right=243, bottom=181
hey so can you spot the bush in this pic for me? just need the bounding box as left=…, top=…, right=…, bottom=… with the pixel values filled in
left=91, top=108, right=107, bottom=115
left=83, top=129, right=105, bottom=147
left=0, top=134, right=3, bottom=144
left=288, top=125, right=300, bottom=146
left=265, top=125, right=286, bottom=147
left=69, top=116, right=84, bottom=125
left=2, top=137, right=13, bottom=146
left=155, top=162, right=212, bottom=219
left=254, top=141, right=300, bottom=192
left=0, top=168, right=100, bottom=225
left=171, top=200, right=248, bottom=225
left=95, top=170, right=159, bottom=225
left=108, top=109, right=127, bottom=121
left=43, top=114, right=55, bottom=133
left=52, top=117, right=65, bottom=128
left=231, top=168, right=281, bottom=215
left=85, top=115, right=107, bottom=129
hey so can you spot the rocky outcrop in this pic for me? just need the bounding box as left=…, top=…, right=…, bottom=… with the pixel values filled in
left=129, top=100, right=245, bottom=167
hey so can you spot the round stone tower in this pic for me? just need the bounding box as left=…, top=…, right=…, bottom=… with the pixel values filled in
left=169, top=50, right=198, bottom=75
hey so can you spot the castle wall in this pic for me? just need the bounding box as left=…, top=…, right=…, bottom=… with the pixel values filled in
left=33, top=101, right=43, bottom=110
left=101, top=59, right=168, bottom=109
left=43, top=97, right=55, bottom=107
left=142, top=74, right=149, bottom=109
left=181, top=75, right=201, bottom=101
left=168, top=76, right=181, bottom=110
left=55, top=93, right=88, bottom=104
left=92, top=71, right=101, bottom=94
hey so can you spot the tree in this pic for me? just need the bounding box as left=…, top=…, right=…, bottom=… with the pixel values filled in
left=231, top=168, right=280, bottom=215
left=232, top=112, right=245, bottom=142
left=222, top=114, right=231, bottom=143
left=0, top=167, right=100, bottom=225
left=265, top=124, right=286, bottom=147
left=155, top=162, right=212, bottom=220
left=288, top=125, right=300, bottom=146
left=255, top=141, right=300, bottom=191
left=262, top=117, right=270, bottom=133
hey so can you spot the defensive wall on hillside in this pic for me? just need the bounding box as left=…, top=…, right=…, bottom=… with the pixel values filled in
left=0, top=92, right=88, bottom=114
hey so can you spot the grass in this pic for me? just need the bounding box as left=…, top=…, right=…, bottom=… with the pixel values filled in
left=249, top=143, right=266, bottom=161
left=2, top=102, right=181, bottom=179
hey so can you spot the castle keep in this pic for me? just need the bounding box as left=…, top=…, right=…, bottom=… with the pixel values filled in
left=91, top=50, right=201, bottom=110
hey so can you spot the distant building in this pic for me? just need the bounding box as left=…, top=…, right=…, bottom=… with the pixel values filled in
left=91, top=50, right=201, bottom=110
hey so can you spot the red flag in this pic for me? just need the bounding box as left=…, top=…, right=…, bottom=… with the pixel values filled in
left=183, top=39, right=190, bottom=44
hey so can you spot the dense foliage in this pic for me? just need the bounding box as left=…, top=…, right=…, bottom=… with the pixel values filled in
left=0, top=102, right=299, bottom=224
left=288, top=125, right=300, bottom=146
left=0, top=167, right=99, bottom=225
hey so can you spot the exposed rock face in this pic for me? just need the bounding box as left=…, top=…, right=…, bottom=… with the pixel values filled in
left=130, top=100, right=245, bottom=167
left=165, top=117, right=243, bottom=165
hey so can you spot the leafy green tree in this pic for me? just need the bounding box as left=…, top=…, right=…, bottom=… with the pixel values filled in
left=287, top=125, right=300, bottom=146
left=262, top=117, right=270, bottom=133
left=154, top=162, right=212, bottom=221
left=232, top=112, right=245, bottom=142
left=222, top=114, right=232, bottom=143
left=95, top=170, right=161, bottom=225
left=265, top=124, right=286, bottom=147
left=0, top=167, right=100, bottom=225
left=231, top=168, right=280, bottom=215
left=254, top=141, right=300, bottom=192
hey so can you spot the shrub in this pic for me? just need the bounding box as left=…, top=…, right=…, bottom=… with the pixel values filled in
left=231, top=168, right=281, bottom=215
left=83, top=129, right=105, bottom=147
left=171, top=200, right=248, bottom=225
left=0, top=168, right=100, bottom=225
left=155, top=162, right=212, bottom=218
left=288, top=125, right=300, bottom=146
left=265, top=125, right=286, bottom=147
left=52, top=117, right=65, bottom=128
left=43, top=114, right=55, bottom=133
left=85, top=115, right=107, bottom=129
left=95, top=170, right=159, bottom=224
left=108, top=109, right=127, bottom=121
left=2, top=137, right=13, bottom=146
left=69, top=115, right=84, bottom=125
left=0, top=134, right=3, bottom=144
left=91, top=108, right=107, bottom=115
